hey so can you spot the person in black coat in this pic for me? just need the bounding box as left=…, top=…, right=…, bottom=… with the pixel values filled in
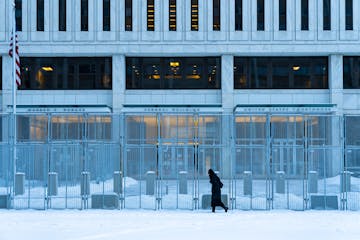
left=208, top=169, right=228, bottom=212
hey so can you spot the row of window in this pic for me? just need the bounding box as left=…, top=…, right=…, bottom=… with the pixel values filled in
left=14, top=0, right=354, bottom=32
left=2, top=57, right=360, bottom=90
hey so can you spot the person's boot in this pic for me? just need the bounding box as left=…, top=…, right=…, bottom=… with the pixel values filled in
left=212, top=206, right=215, bottom=213
left=225, top=207, right=228, bottom=212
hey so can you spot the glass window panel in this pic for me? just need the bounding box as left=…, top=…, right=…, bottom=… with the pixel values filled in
left=59, top=0, right=66, bottom=31
left=169, top=0, right=176, bottom=31
left=191, top=0, right=199, bottom=31
left=257, top=0, right=265, bottom=31
left=234, top=58, right=247, bottom=88
left=15, top=0, right=22, bottom=31
left=125, top=0, right=132, bottom=31
left=235, top=57, right=328, bottom=89
left=323, top=0, right=331, bottom=31
left=126, top=57, right=221, bottom=89
left=103, top=0, right=111, bottom=31
left=81, top=0, right=89, bottom=31
left=344, top=57, right=360, bottom=89
left=250, top=59, right=267, bottom=88
left=235, top=0, right=242, bottom=31
left=213, top=0, right=220, bottom=31
left=37, top=0, right=44, bottom=31
left=147, top=0, right=155, bottom=31
left=20, top=57, right=112, bottom=90
left=301, top=0, right=309, bottom=30
left=272, top=61, right=289, bottom=88
left=51, top=116, right=84, bottom=141
left=0, top=57, right=2, bottom=90
left=346, top=0, right=353, bottom=31
left=279, top=0, right=286, bottom=31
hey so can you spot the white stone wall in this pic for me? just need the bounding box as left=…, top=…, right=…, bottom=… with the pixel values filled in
left=0, top=0, right=360, bottom=114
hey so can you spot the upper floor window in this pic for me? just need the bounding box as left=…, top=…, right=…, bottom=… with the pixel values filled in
left=191, top=0, right=199, bottom=31
left=126, top=57, right=221, bottom=89
left=59, top=0, right=66, bottom=31
left=301, top=0, right=309, bottom=30
left=125, top=0, right=132, bottom=31
left=323, top=0, right=331, bottom=31
left=345, top=0, right=353, bottom=31
left=344, top=57, right=360, bottom=89
left=235, top=0, right=242, bottom=31
left=279, top=0, right=286, bottom=31
left=234, top=57, right=328, bottom=89
left=169, top=0, right=176, bottom=31
left=37, top=0, right=44, bottom=31
left=147, top=0, right=155, bottom=31
left=20, top=57, right=112, bottom=90
left=15, top=0, right=22, bottom=31
left=81, top=0, right=89, bottom=31
left=257, top=0, right=265, bottom=31
left=103, top=0, right=111, bottom=31
left=213, top=0, right=220, bottom=31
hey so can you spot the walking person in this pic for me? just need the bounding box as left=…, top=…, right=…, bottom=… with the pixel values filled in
left=208, top=169, right=228, bottom=213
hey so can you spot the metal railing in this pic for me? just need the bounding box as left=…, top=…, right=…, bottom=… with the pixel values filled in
left=0, top=113, right=359, bottom=210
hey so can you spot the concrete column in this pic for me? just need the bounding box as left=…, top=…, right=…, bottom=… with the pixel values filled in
left=329, top=55, right=343, bottom=176
left=112, top=55, right=125, bottom=113
left=221, top=55, right=234, bottom=178
left=329, top=55, right=343, bottom=114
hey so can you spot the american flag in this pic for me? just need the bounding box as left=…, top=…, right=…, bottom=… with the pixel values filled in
left=9, top=33, right=21, bottom=87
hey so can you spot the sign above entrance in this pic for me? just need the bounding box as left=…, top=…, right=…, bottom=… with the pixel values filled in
left=234, top=105, right=337, bottom=114
left=122, top=106, right=223, bottom=113
left=14, top=106, right=112, bottom=114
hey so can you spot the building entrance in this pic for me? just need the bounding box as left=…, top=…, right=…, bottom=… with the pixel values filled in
left=123, top=113, right=223, bottom=210
left=233, top=113, right=342, bottom=210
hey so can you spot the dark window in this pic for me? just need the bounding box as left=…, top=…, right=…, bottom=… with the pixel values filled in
left=103, top=0, right=110, bottom=31
left=20, top=57, right=112, bottom=90
left=346, top=0, right=353, bottom=30
left=257, top=0, right=265, bottom=31
left=0, top=57, right=2, bottom=90
left=125, top=0, right=132, bottom=31
left=344, top=57, right=360, bottom=88
left=81, top=0, right=89, bottom=31
left=235, top=0, right=242, bottom=31
left=126, top=57, right=221, bottom=89
left=169, top=0, right=176, bottom=31
left=15, top=0, right=22, bottom=31
left=279, top=0, right=286, bottom=31
left=323, top=0, right=331, bottom=31
left=147, top=0, right=155, bottom=31
left=191, top=0, right=198, bottom=31
left=301, top=0, right=309, bottom=30
left=213, top=0, right=220, bottom=31
left=37, top=0, right=44, bottom=31
left=234, top=57, right=328, bottom=89
left=59, top=0, right=66, bottom=31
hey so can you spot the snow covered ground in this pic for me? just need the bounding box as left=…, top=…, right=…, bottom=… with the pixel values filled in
left=0, top=210, right=359, bottom=240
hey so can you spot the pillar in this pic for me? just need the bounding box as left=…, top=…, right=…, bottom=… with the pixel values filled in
left=221, top=55, right=234, bottom=178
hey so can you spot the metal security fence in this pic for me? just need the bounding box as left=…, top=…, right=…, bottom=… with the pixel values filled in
left=0, top=112, right=359, bottom=210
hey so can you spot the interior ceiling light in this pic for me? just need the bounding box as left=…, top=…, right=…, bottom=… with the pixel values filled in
left=170, top=61, right=180, bottom=67
left=292, top=66, right=300, bottom=71
left=42, top=67, right=54, bottom=72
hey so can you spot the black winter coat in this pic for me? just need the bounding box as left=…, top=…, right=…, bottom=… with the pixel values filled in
left=209, top=174, right=223, bottom=207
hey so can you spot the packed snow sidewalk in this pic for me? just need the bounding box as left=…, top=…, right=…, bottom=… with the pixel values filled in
left=0, top=209, right=359, bottom=240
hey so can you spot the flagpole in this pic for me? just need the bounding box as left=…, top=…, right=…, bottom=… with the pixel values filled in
left=12, top=0, right=17, bottom=200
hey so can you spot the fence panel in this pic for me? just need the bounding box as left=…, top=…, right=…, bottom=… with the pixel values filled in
left=344, top=116, right=360, bottom=210
left=85, top=143, right=121, bottom=209
left=14, top=144, right=47, bottom=209
left=48, top=143, right=83, bottom=209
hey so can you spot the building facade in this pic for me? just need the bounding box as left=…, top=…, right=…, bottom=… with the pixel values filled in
left=0, top=0, right=360, bottom=210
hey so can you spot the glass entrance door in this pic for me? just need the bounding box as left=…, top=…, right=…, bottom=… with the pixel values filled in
left=270, top=116, right=305, bottom=210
